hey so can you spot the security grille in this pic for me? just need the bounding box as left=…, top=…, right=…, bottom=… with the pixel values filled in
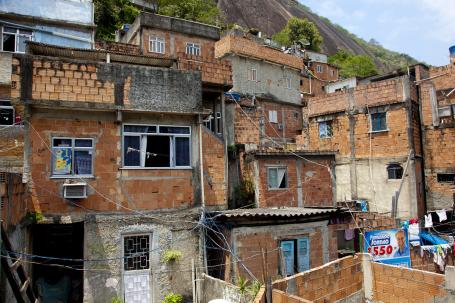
left=124, top=235, right=150, bottom=271
left=0, top=172, right=6, bottom=183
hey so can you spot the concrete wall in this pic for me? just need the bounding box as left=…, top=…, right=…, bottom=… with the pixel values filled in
left=83, top=213, right=201, bottom=303
left=228, top=56, right=301, bottom=105
left=325, top=78, right=357, bottom=94
left=197, top=274, right=244, bottom=303
left=0, top=0, right=93, bottom=25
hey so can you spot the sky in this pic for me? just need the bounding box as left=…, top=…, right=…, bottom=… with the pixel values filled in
left=299, top=0, right=455, bottom=66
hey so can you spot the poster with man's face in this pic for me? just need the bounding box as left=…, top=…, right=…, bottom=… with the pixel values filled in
left=364, top=229, right=411, bottom=267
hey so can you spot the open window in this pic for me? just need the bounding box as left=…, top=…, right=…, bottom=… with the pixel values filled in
left=387, top=163, right=403, bottom=180
left=123, top=124, right=191, bottom=168
left=0, top=100, right=14, bottom=125
left=319, top=120, right=333, bottom=138
left=1, top=26, right=32, bottom=53
left=437, top=174, right=455, bottom=184
left=51, top=138, right=94, bottom=177
left=268, top=167, right=287, bottom=189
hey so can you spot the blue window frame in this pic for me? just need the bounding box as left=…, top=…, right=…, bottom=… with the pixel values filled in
left=371, top=112, right=387, bottom=132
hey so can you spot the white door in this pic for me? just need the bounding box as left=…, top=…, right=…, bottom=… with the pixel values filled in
left=123, top=234, right=152, bottom=303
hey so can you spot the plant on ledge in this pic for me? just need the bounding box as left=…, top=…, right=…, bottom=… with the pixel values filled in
left=162, top=292, right=183, bottom=303
left=162, top=249, right=182, bottom=264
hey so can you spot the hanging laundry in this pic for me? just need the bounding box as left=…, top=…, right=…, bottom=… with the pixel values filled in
left=425, top=214, right=433, bottom=228
left=436, top=210, right=447, bottom=222
left=345, top=229, right=355, bottom=241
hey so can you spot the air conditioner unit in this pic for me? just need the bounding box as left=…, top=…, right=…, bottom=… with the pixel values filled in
left=63, top=183, right=87, bottom=199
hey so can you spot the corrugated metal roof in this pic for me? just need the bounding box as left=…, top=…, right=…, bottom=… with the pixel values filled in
left=27, top=42, right=175, bottom=67
left=214, top=207, right=338, bottom=219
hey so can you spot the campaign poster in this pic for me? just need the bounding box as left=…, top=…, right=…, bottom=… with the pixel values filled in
left=53, top=147, right=72, bottom=175
left=364, top=228, right=411, bottom=268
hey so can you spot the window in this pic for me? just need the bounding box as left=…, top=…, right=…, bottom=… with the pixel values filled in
left=124, top=234, right=150, bottom=271
left=437, top=174, right=455, bottom=184
left=0, top=100, right=14, bottom=125
left=1, top=26, right=32, bottom=53
left=370, top=112, right=387, bottom=132
left=387, top=163, right=403, bottom=179
left=51, top=138, right=94, bottom=176
left=316, top=65, right=323, bottom=73
left=123, top=124, right=191, bottom=168
left=248, top=68, right=257, bottom=81
left=149, top=36, right=165, bottom=54
left=203, top=112, right=222, bottom=134
left=267, top=167, right=287, bottom=189
left=319, top=120, right=333, bottom=138
left=268, top=110, right=278, bottom=123
left=330, top=69, right=335, bottom=77
left=185, top=42, right=201, bottom=56
left=280, top=238, right=309, bottom=276
left=285, top=77, right=292, bottom=89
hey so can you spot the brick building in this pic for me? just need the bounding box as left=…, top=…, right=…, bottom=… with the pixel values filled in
left=416, top=55, right=455, bottom=211
left=306, top=74, right=425, bottom=219
left=0, top=13, right=232, bottom=302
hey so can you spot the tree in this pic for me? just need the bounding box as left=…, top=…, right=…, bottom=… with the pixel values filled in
left=329, top=49, right=378, bottom=78
left=272, top=17, right=323, bottom=51
left=94, top=0, right=222, bottom=41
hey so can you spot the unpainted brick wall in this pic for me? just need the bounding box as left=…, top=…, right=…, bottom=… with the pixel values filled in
left=372, top=262, right=446, bottom=302
left=232, top=225, right=327, bottom=282
left=255, top=156, right=334, bottom=208
left=419, top=64, right=455, bottom=210
left=202, top=127, right=227, bottom=209
left=307, top=62, right=338, bottom=82
left=261, top=101, right=303, bottom=142
left=95, top=40, right=141, bottom=55
left=28, top=116, right=195, bottom=214
left=215, top=35, right=302, bottom=71
left=273, top=256, right=363, bottom=303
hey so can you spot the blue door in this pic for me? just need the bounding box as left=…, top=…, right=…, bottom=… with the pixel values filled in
left=297, top=237, right=310, bottom=272
left=281, top=241, right=295, bottom=276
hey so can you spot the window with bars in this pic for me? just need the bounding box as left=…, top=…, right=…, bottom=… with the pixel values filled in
left=1, top=26, right=32, bottom=53
left=319, top=120, right=333, bottom=139
left=248, top=68, right=257, bottom=82
left=123, top=235, right=150, bottom=271
left=316, top=65, right=323, bottom=73
left=149, top=36, right=165, bottom=54
left=123, top=124, right=191, bottom=168
left=185, top=42, right=201, bottom=56
left=51, top=138, right=94, bottom=176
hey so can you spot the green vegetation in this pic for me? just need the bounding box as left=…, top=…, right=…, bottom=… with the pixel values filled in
left=329, top=49, right=378, bottom=78
left=162, top=292, right=183, bottom=303
left=273, top=17, right=323, bottom=51
left=111, top=297, right=123, bottom=303
left=293, top=1, right=419, bottom=73
left=94, top=0, right=222, bottom=40
left=162, top=249, right=182, bottom=263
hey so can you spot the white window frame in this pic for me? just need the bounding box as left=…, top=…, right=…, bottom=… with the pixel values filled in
left=51, top=137, right=94, bottom=178
left=249, top=68, right=258, bottom=82
left=285, top=77, right=292, bottom=89
left=122, top=124, right=192, bottom=169
left=267, top=167, right=288, bottom=190
left=149, top=36, right=165, bottom=54
left=185, top=42, right=201, bottom=56
left=1, top=26, right=33, bottom=53
left=316, top=65, right=323, bottom=73
left=268, top=110, right=278, bottom=123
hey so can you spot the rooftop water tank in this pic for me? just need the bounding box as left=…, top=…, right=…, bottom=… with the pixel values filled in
left=450, top=45, right=455, bottom=57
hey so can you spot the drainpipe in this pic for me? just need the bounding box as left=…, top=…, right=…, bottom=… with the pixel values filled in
left=198, top=119, right=207, bottom=273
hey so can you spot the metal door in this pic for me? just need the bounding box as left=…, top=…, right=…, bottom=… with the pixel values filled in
left=123, top=234, right=151, bottom=303
left=297, top=237, right=310, bottom=272
left=280, top=241, right=295, bottom=276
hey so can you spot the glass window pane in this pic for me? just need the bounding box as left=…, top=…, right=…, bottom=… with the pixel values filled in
left=53, top=147, right=72, bottom=175
left=74, top=150, right=92, bottom=175
left=159, top=126, right=190, bottom=134
left=3, top=27, right=16, bottom=34
left=53, top=138, right=72, bottom=147
left=124, top=136, right=140, bottom=166
left=75, top=139, right=93, bottom=147
left=2, top=33, right=15, bottom=52
left=17, top=35, right=30, bottom=53
left=145, top=136, right=170, bottom=167
left=175, top=137, right=190, bottom=166
left=124, top=125, right=156, bottom=133
left=268, top=168, right=278, bottom=188
left=19, top=29, right=32, bottom=35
